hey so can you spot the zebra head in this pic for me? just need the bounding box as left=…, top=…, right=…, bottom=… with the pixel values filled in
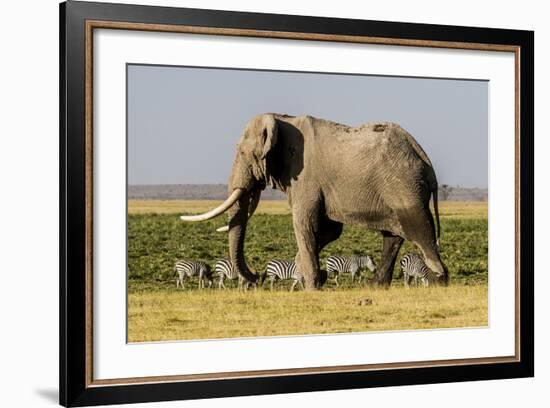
left=359, top=255, right=377, bottom=272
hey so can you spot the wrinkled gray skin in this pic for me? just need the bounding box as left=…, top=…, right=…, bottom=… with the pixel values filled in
left=190, top=113, right=448, bottom=290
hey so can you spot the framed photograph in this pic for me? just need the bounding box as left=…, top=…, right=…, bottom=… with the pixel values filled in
left=60, top=1, right=534, bottom=406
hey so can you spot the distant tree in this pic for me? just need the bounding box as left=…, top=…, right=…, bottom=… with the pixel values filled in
left=440, top=184, right=453, bottom=201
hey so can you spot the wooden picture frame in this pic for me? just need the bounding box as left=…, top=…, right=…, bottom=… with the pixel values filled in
left=60, top=1, right=534, bottom=406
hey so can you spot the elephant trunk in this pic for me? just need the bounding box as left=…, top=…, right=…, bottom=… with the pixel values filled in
left=228, top=191, right=258, bottom=283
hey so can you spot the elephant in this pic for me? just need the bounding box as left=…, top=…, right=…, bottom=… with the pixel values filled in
left=181, top=113, right=449, bottom=290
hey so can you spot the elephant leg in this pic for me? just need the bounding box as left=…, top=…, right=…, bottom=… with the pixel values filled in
left=318, top=218, right=342, bottom=288
left=293, top=209, right=321, bottom=290
left=374, top=232, right=404, bottom=287
left=397, top=207, right=448, bottom=283
left=317, top=218, right=343, bottom=251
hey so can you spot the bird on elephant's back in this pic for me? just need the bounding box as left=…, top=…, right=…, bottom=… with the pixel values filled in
left=181, top=113, right=449, bottom=290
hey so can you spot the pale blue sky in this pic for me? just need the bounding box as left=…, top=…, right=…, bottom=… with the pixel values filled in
left=127, top=64, right=488, bottom=188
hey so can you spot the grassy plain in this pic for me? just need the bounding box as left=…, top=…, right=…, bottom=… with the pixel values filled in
left=128, top=284, right=487, bottom=342
left=127, top=200, right=488, bottom=342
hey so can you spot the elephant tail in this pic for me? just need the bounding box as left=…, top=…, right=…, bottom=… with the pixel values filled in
left=432, top=183, right=441, bottom=249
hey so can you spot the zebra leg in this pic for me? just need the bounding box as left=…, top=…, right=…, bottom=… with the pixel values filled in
left=374, top=231, right=404, bottom=287
left=270, top=278, right=274, bottom=291
left=351, top=266, right=359, bottom=284
left=219, top=276, right=225, bottom=290
left=334, top=273, right=339, bottom=288
left=239, top=277, right=249, bottom=291
left=404, top=273, right=409, bottom=288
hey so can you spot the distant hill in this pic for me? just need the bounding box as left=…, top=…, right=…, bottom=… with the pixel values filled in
left=128, top=184, right=487, bottom=201
left=438, top=186, right=488, bottom=201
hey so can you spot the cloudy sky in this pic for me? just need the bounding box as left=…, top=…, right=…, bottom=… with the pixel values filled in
left=127, top=64, right=488, bottom=188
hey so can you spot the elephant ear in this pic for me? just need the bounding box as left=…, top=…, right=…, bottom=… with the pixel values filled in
left=260, top=115, right=278, bottom=160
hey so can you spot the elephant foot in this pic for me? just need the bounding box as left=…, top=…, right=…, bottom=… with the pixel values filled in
left=316, top=269, right=328, bottom=288
left=303, top=279, right=322, bottom=291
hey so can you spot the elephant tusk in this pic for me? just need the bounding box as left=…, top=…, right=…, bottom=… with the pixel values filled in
left=215, top=188, right=261, bottom=232
left=180, top=189, right=245, bottom=222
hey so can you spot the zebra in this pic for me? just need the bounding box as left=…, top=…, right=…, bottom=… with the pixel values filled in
left=400, top=253, right=434, bottom=288
left=261, top=260, right=304, bottom=291
left=174, top=260, right=213, bottom=289
left=215, top=259, right=256, bottom=290
left=326, top=255, right=377, bottom=286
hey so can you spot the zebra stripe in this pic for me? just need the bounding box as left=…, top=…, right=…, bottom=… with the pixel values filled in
left=262, top=260, right=304, bottom=291
left=214, top=259, right=255, bottom=290
left=174, top=260, right=212, bottom=289
left=326, top=255, right=376, bottom=286
left=400, top=253, right=433, bottom=288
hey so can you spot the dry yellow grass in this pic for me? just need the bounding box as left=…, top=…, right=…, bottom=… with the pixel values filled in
left=128, top=284, right=488, bottom=342
left=128, top=199, right=292, bottom=215
left=128, top=199, right=487, bottom=218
